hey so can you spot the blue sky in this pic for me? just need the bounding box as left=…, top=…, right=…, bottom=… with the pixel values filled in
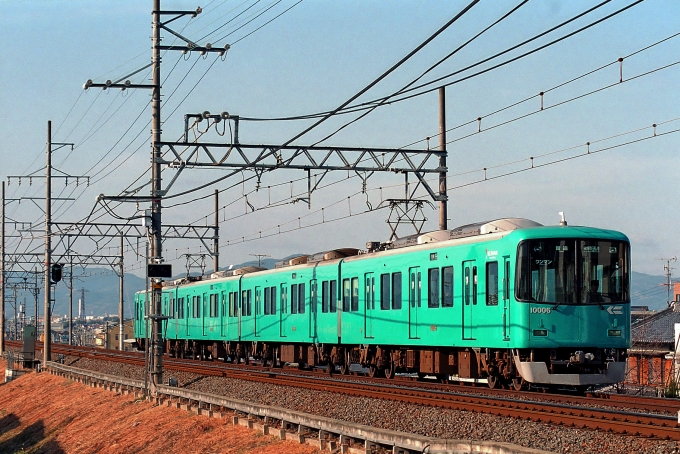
left=1, top=0, right=679, bottom=282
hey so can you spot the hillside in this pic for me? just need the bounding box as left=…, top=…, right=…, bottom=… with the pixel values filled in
left=0, top=359, right=318, bottom=454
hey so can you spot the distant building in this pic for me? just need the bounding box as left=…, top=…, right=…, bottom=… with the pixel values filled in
left=627, top=304, right=680, bottom=393
left=95, top=319, right=135, bottom=351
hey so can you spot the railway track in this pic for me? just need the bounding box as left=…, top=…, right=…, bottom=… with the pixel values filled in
left=8, top=340, right=680, bottom=441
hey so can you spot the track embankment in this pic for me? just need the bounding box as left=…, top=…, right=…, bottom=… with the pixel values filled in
left=0, top=359, right=319, bottom=454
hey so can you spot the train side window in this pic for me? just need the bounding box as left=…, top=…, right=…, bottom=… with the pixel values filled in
left=428, top=268, right=440, bottom=308
left=246, top=289, right=252, bottom=316
left=442, top=266, right=453, bottom=307
left=280, top=284, right=288, bottom=314
left=486, top=262, right=499, bottom=306
left=221, top=292, right=226, bottom=318
left=322, top=281, right=329, bottom=313
left=264, top=287, right=271, bottom=315
left=330, top=280, right=337, bottom=313
left=343, top=279, right=350, bottom=312
left=169, top=296, right=175, bottom=318
left=392, top=272, right=402, bottom=310
left=351, top=277, right=359, bottom=311
left=298, top=283, right=306, bottom=314
left=291, top=284, right=298, bottom=314
left=380, top=274, right=390, bottom=310
left=472, top=266, right=478, bottom=305
left=241, top=291, right=247, bottom=316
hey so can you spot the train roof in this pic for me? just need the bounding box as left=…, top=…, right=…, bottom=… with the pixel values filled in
left=150, top=217, right=628, bottom=292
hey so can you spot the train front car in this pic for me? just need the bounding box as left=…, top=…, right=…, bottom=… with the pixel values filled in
left=511, top=226, right=630, bottom=389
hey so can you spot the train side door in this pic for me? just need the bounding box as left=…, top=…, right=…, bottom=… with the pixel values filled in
left=202, top=292, right=207, bottom=337
left=220, top=291, right=227, bottom=337
left=364, top=273, right=375, bottom=338
left=309, top=279, right=317, bottom=339
left=502, top=257, right=511, bottom=341
left=254, top=286, right=261, bottom=337
left=238, top=291, right=243, bottom=340
left=463, top=260, right=477, bottom=340
left=280, top=283, right=288, bottom=337
left=185, top=295, right=190, bottom=337
left=162, top=293, right=169, bottom=338
left=409, top=267, right=421, bottom=339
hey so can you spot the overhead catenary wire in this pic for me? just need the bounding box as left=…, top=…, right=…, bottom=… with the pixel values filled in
left=155, top=0, right=481, bottom=201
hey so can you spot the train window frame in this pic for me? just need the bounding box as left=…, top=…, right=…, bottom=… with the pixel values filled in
left=380, top=273, right=390, bottom=310
left=486, top=261, right=499, bottom=306
left=428, top=268, right=440, bottom=308
left=392, top=272, right=402, bottom=310
left=442, top=266, right=453, bottom=307
left=351, top=277, right=359, bottom=312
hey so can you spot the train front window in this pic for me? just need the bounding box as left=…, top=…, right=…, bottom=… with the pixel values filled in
left=580, top=240, right=629, bottom=304
left=517, top=239, right=629, bottom=304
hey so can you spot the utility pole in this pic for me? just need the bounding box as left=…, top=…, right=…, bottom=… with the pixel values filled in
left=249, top=254, right=270, bottom=268
left=662, top=257, right=677, bottom=307
left=438, top=87, right=448, bottom=231
left=119, top=233, right=124, bottom=351
left=44, top=120, right=52, bottom=363
left=148, top=0, right=164, bottom=387
left=214, top=189, right=219, bottom=273
left=1, top=181, right=5, bottom=354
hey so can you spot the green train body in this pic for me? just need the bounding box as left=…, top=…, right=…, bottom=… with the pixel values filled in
left=134, top=218, right=630, bottom=388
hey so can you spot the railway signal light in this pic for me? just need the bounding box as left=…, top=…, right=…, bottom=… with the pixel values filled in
left=51, top=263, right=63, bottom=283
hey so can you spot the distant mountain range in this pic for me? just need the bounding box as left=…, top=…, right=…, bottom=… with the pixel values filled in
left=49, top=260, right=672, bottom=317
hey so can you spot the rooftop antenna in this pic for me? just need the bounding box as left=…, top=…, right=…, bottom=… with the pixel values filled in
left=558, top=212, right=567, bottom=226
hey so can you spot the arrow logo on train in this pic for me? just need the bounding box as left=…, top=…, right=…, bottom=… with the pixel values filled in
left=607, top=306, right=623, bottom=315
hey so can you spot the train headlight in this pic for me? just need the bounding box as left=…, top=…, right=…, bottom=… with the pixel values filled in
left=608, top=329, right=622, bottom=337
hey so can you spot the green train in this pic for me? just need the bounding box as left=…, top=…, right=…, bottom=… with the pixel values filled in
left=134, top=218, right=630, bottom=389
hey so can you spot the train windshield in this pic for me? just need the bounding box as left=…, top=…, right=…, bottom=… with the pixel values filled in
left=516, top=239, right=630, bottom=305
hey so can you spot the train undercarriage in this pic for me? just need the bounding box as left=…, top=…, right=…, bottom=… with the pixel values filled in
left=136, top=338, right=627, bottom=391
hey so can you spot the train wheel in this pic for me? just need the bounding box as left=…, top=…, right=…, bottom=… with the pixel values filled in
left=339, top=362, right=350, bottom=375
left=326, top=363, right=334, bottom=375
left=511, top=378, right=526, bottom=391
left=367, top=365, right=383, bottom=378
left=383, top=362, right=395, bottom=379
left=487, top=375, right=500, bottom=389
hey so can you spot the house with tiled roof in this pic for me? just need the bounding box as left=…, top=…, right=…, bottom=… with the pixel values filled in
left=627, top=304, right=680, bottom=391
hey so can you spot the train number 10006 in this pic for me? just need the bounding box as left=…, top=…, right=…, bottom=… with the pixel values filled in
left=530, top=307, right=552, bottom=314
